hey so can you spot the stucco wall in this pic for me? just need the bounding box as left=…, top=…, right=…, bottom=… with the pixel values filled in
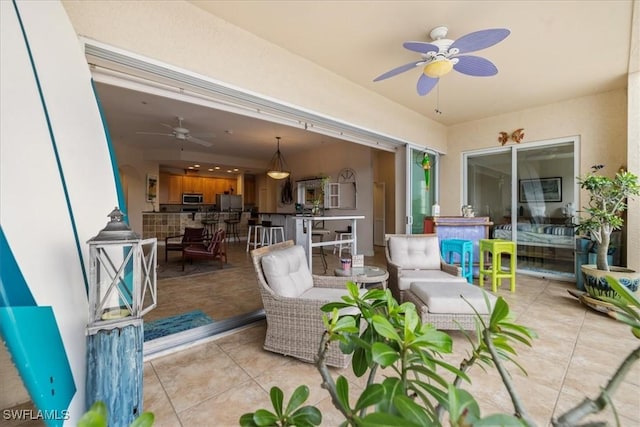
left=443, top=89, right=627, bottom=214
left=114, top=143, right=159, bottom=234
left=443, top=89, right=637, bottom=266
left=62, top=0, right=446, bottom=152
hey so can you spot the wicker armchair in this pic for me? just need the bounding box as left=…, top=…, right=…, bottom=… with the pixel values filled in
left=385, top=234, right=466, bottom=302
left=251, top=240, right=359, bottom=368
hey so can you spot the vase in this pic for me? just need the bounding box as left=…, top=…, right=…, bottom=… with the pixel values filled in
left=581, top=264, right=640, bottom=301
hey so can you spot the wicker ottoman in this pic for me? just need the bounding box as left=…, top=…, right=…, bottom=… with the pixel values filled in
left=404, top=281, right=496, bottom=330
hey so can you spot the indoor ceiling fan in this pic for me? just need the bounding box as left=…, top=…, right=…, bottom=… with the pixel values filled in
left=373, top=26, right=510, bottom=96
left=136, top=116, right=213, bottom=147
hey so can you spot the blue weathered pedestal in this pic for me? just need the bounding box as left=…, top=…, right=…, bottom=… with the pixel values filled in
left=86, top=323, right=143, bottom=425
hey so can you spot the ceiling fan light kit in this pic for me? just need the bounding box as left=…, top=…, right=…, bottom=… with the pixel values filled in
left=423, top=59, right=453, bottom=78
left=374, top=26, right=510, bottom=96
left=266, top=136, right=290, bottom=180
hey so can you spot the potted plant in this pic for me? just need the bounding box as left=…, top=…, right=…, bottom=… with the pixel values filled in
left=576, top=164, right=640, bottom=298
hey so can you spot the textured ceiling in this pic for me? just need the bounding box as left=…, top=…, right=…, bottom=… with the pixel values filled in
left=191, top=0, right=633, bottom=125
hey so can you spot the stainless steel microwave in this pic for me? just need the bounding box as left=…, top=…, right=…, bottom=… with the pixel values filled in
left=182, top=193, right=203, bottom=204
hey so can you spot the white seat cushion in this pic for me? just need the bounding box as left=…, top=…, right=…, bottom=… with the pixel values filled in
left=397, top=269, right=467, bottom=290
left=261, top=245, right=313, bottom=297
left=388, top=236, right=441, bottom=269
left=410, top=282, right=495, bottom=315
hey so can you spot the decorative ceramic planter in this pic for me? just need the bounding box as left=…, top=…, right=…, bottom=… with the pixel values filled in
left=581, top=264, right=640, bottom=300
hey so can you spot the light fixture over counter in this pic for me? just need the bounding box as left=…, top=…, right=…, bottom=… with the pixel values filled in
left=267, top=136, right=290, bottom=179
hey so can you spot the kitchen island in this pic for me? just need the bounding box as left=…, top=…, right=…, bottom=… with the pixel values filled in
left=142, top=211, right=250, bottom=243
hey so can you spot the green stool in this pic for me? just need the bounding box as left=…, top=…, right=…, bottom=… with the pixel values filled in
left=479, top=239, right=516, bottom=292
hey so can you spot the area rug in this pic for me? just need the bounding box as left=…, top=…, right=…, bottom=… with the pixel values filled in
left=157, top=256, right=234, bottom=280
left=144, top=310, right=213, bottom=341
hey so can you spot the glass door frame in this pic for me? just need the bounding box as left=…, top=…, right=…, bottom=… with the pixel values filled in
left=405, top=144, right=440, bottom=234
left=462, top=136, right=580, bottom=280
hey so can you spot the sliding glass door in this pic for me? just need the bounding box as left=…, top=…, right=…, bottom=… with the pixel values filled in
left=465, top=139, right=578, bottom=279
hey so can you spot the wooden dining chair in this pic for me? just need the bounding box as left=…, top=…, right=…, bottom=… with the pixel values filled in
left=164, top=227, right=206, bottom=262
left=182, top=228, right=227, bottom=270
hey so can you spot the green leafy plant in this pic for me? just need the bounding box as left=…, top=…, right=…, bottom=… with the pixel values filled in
left=576, top=165, right=639, bottom=271
left=77, top=401, right=154, bottom=427
left=242, top=279, right=640, bottom=426
left=239, top=385, right=321, bottom=427
left=242, top=283, right=537, bottom=426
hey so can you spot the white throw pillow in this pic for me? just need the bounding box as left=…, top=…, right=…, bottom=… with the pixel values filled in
left=261, top=245, right=314, bottom=297
left=388, top=236, right=441, bottom=269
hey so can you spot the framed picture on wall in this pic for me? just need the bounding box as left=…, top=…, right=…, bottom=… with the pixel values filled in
left=519, top=177, right=562, bottom=203
left=146, top=174, right=158, bottom=202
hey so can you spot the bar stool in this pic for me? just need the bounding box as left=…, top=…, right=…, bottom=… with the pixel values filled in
left=479, top=239, right=516, bottom=292
left=201, top=212, right=219, bottom=239
left=311, top=228, right=330, bottom=273
left=260, top=221, right=285, bottom=246
left=224, top=211, right=241, bottom=243
left=333, top=231, right=352, bottom=257
left=246, top=219, right=263, bottom=252
left=440, top=238, right=474, bottom=284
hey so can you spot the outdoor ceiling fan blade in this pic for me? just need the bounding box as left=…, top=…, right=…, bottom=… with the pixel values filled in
left=135, top=131, right=174, bottom=137
left=453, top=55, right=498, bottom=76
left=416, top=74, right=439, bottom=96
left=403, top=41, right=439, bottom=54
left=187, top=136, right=213, bottom=147
left=373, top=61, right=423, bottom=82
left=191, top=132, right=217, bottom=139
left=450, top=28, right=510, bottom=54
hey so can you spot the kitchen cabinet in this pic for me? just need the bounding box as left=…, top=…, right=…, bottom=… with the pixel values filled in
left=203, top=178, right=217, bottom=204
left=244, top=175, right=256, bottom=205
left=160, top=173, right=238, bottom=204
left=182, top=176, right=203, bottom=194
left=160, top=173, right=183, bottom=204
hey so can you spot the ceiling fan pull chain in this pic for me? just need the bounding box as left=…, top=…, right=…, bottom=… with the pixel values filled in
left=435, top=85, right=442, bottom=115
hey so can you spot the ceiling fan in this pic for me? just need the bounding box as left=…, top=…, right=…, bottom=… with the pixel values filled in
left=373, top=26, right=510, bottom=96
left=136, top=116, right=213, bottom=147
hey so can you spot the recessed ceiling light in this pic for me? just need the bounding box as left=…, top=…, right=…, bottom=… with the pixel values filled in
left=194, top=164, right=200, bottom=168
left=214, top=166, right=220, bottom=170
left=227, top=169, right=232, bottom=173
left=208, top=168, right=214, bottom=172
left=188, top=166, right=194, bottom=169
left=233, top=168, right=239, bottom=172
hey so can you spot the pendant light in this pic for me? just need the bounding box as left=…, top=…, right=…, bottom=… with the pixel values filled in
left=267, top=136, right=290, bottom=179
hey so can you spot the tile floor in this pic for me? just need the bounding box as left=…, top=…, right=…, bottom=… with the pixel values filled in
left=4, top=241, right=639, bottom=426
left=143, top=242, right=640, bottom=427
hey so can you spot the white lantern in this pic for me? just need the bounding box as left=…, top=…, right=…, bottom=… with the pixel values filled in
left=86, top=207, right=157, bottom=335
